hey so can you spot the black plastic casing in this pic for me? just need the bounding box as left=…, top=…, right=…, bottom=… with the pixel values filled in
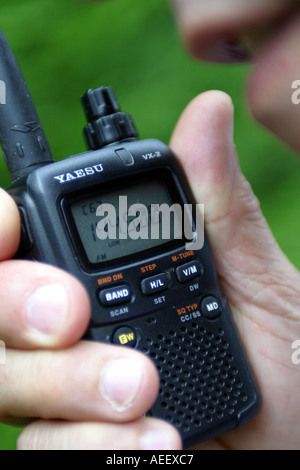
left=9, top=138, right=260, bottom=448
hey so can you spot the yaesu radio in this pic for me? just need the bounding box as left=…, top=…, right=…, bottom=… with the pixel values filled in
left=0, top=28, right=260, bottom=448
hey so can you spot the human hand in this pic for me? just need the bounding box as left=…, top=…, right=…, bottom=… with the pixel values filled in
left=169, top=90, right=300, bottom=449
left=169, top=0, right=300, bottom=154
left=85, top=0, right=300, bottom=153
left=16, top=90, right=300, bottom=449
left=0, top=189, right=180, bottom=449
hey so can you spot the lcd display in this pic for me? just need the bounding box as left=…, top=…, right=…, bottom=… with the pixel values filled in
left=69, top=179, right=183, bottom=264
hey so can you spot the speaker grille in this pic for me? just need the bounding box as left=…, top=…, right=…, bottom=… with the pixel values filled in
left=141, top=321, right=249, bottom=437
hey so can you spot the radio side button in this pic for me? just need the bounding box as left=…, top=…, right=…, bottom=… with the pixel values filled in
left=17, top=206, right=33, bottom=256
left=99, top=285, right=132, bottom=306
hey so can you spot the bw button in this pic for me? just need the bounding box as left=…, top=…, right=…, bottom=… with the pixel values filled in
left=112, top=326, right=137, bottom=348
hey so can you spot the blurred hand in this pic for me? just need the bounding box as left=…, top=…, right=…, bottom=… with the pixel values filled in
left=169, top=0, right=300, bottom=153
left=86, top=0, right=300, bottom=153
left=0, top=189, right=179, bottom=450
left=15, top=91, right=300, bottom=449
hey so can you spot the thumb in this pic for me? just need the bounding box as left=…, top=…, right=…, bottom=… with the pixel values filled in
left=169, top=91, right=300, bottom=315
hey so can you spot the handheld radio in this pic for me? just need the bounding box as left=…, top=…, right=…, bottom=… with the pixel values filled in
left=0, top=29, right=260, bottom=448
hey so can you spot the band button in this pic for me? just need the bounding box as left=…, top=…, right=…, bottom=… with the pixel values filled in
left=176, top=260, right=203, bottom=283
left=112, top=326, right=137, bottom=347
left=99, top=285, right=132, bottom=306
left=141, top=273, right=170, bottom=296
left=201, top=296, right=222, bottom=320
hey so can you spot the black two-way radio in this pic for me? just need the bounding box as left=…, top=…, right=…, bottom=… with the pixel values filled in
left=0, top=29, right=260, bottom=448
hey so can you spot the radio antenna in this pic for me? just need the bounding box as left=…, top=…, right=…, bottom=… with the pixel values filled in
left=0, top=29, right=53, bottom=182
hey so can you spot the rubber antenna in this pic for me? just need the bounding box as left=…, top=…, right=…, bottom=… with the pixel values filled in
left=0, top=29, right=53, bottom=182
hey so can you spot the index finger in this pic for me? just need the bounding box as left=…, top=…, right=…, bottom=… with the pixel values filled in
left=170, top=0, right=298, bottom=61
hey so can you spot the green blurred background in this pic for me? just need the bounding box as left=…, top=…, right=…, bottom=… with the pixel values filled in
left=0, top=0, right=300, bottom=450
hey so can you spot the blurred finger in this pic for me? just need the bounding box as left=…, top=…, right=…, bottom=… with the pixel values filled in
left=247, top=12, right=300, bottom=153
left=17, top=418, right=182, bottom=450
left=170, top=0, right=298, bottom=62
left=0, top=260, right=90, bottom=349
left=1, top=342, right=159, bottom=424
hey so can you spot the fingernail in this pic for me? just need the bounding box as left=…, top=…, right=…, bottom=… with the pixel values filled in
left=100, top=358, right=143, bottom=413
left=25, top=283, right=69, bottom=335
left=140, top=428, right=180, bottom=450
left=203, top=40, right=251, bottom=63
left=222, top=40, right=251, bottom=63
